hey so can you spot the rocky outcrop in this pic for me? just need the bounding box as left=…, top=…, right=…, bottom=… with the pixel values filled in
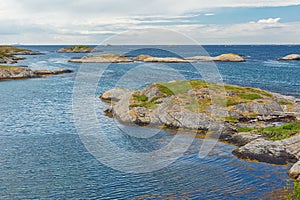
left=278, top=54, right=300, bottom=61
left=33, top=69, right=73, bottom=76
left=69, top=53, right=132, bottom=63
left=100, top=88, right=133, bottom=102
left=232, top=136, right=300, bottom=165
left=133, top=54, right=193, bottom=63
left=100, top=80, right=300, bottom=181
left=57, top=46, right=100, bottom=53
left=0, top=65, right=73, bottom=80
left=0, top=46, right=41, bottom=55
left=0, top=46, right=41, bottom=64
left=0, top=66, right=37, bottom=79
left=0, top=53, right=24, bottom=64
left=186, top=53, right=245, bottom=62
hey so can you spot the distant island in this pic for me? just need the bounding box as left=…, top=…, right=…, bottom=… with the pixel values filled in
left=100, top=80, right=300, bottom=181
left=57, top=45, right=100, bottom=53
left=69, top=53, right=246, bottom=63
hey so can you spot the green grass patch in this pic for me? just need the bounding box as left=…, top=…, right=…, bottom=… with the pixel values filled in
left=279, top=101, right=293, bottom=105
left=239, top=121, right=300, bottom=140
left=133, top=94, right=148, bottom=102
left=286, top=182, right=300, bottom=200
left=237, top=127, right=256, bottom=132
left=156, top=83, right=175, bottom=95
left=238, top=93, right=262, bottom=100
left=260, top=121, right=300, bottom=140
left=225, top=116, right=239, bottom=123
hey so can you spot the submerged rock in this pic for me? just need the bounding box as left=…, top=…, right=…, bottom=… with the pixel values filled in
left=69, top=53, right=132, bottom=63
left=278, top=54, right=300, bottom=61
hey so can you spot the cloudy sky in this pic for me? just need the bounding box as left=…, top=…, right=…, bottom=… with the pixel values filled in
left=1, top=0, right=300, bottom=44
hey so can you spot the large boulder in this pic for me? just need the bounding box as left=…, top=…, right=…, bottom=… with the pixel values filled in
left=100, top=88, right=133, bottom=102
left=278, top=54, right=300, bottom=61
left=289, top=161, right=300, bottom=181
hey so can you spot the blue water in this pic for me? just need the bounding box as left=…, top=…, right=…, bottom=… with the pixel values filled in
left=0, top=45, right=299, bottom=199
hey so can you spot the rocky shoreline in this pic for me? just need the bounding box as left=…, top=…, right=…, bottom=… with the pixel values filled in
left=100, top=80, right=300, bottom=181
left=0, top=65, right=73, bottom=80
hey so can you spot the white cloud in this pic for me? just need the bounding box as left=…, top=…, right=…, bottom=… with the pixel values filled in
left=257, top=18, right=281, bottom=24
left=0, top=0, right=300, bottom=44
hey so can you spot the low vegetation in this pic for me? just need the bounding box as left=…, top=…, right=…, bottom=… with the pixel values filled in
left=144, top=80, right=273, bottom=112
left=286, top=181, right=300, bottom=200
left=238, top=121, right=300, bottom=140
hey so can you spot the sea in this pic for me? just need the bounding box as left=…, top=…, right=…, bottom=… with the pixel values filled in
left=0, top=45, right=300, bottom=199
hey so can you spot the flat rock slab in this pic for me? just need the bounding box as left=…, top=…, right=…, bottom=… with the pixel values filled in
left=232, top=136, right=300, bottom=165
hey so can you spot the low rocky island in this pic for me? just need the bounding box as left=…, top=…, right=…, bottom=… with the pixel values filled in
left=68, top=53, right=245, bottom=63
left=100, top=80, right=300, bottom=181
left=133, top=54, right=193, bottom=63
left=69, top=53, right=133, bottom=63
left=0, top=65, right=72, bottom=80
left=278, top=54, right=300, bottom=61
left=186, top=53, right=245, bottom=62
left=57, top=45, right=100, bottom=53
left=0, top=46, right=41, bottom=64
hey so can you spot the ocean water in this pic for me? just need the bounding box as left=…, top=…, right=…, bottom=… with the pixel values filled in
left=0, top=45, right=299, bottom=199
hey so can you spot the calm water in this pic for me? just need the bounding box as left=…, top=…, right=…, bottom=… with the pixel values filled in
left=0, top=45, right=299, bottom=199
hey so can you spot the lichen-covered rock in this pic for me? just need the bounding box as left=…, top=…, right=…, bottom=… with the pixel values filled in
left=278, top=54, right=300, bottom=61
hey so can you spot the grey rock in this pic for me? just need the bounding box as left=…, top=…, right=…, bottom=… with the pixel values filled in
left=232, top=137, right=300, bottom=165
left=100, top=88, right=133, bottom=102
left=230, top=132, right=263, bottom=147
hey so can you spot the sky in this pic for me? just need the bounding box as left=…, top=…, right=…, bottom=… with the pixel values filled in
left=0, top=0, right=300, bottom=45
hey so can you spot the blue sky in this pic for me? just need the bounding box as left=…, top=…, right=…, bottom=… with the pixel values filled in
left=0, top=0, right=300, bottom=44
